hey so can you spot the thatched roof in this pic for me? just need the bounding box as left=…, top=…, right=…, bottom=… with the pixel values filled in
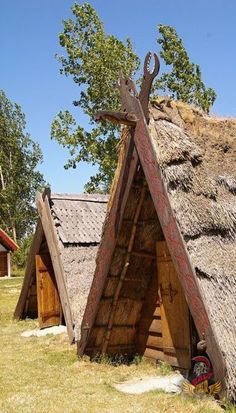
left=51, top=193, right=108, bottom=340
left=14, top=191, right=108, bottom=342
left=79, top=99, right=236, bottom=400
left=149, top=99, right=236, bottom=399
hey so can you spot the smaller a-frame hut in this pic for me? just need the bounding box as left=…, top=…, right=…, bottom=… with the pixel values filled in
left=78, top=61, right=236, bottom=399
left=14, top=189, right=108, bottom=342
left=0, top=229, right=18, bottom=277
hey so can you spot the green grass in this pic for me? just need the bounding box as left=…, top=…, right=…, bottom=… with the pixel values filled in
left=0, top=278, right=235, bottom=413
left=10, top=266, right=25, bottom=277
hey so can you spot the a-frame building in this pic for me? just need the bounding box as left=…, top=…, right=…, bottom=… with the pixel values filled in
left=78, top=72, right=236, bottom=399
left=14, top=189, right=108, bottom=343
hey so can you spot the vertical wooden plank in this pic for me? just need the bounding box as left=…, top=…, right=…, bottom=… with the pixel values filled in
left=36, top=254, right=61, bottom=328
left=14, top=220, right=44, bottom=320
left=7, top=252, right=11, bottom=277
left=157, top=241, right=191, bottom=369
left=79, top=139, right=139, bottom=356
left=0, top=252, right=8, bottom=277
left=36, top=193, right=74, bottom=342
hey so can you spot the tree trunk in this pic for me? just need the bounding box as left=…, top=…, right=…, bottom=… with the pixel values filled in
left=0, top=165, right=5, bottom=190
left=12, top=225, right=17, bottom=243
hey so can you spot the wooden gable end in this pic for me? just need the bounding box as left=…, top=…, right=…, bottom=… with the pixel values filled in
left=79, top=114, right=225, bottom=387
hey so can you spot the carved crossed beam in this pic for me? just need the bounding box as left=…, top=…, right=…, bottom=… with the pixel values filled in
left=95, top=52, right=160, bottom=127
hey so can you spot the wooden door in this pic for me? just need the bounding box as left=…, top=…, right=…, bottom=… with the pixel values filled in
left=36, top=254, right=61, bottom=328
left=0, top=252, right=7, bottom=277
left=156, top=241, right=191, bottom=369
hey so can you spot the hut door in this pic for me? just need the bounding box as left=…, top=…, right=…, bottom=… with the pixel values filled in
left=0, top=252, right=8, bottom=277
left=36, top=254, right=61, bottom=328
left=156, top=241, right=191, bottom=369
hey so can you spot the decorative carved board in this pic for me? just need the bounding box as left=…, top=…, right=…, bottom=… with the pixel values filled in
left=157, top=240, right=191, bottom=369
left=36, top=254, right=61, bottom=328
left=133, top=117, right=225, bottom=383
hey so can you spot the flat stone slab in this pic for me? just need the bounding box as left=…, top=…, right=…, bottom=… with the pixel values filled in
left=21, top=325, right=67, bottom=337
left=114, top=374, right=185, bottom=394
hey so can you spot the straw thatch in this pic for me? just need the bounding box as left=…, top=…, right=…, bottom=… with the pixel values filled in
left=149, top=99, right=236, bottom=399
left=79, top=99, right=236, bottom=400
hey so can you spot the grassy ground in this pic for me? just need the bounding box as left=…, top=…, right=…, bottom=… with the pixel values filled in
left=0, top=278, right=235, bottom=413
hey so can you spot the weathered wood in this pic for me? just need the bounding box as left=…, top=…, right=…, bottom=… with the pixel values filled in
left=13, top=220, right=44, bottom=320
left=36, top=193, right=74, bottom=342
left=90, top=325, right=136, bottom=349
left=136, top=247, right=160, bottom=354
left=94, top=324, right=136, bottom=329
left=115, top=246, right=156, bottom=260
left=7, top=252, right=11, bottom=277
left=36, top=253, right=61, bottom=328
left=139, top=333, right=163, bottom=349
left=95, top=110, right=138, bottom=126
left=78, top=133, right=139, bottom=356
left=133, top=115, right=225, bottom=383
left=96, top=297, right=143, bottom=329
left=139, top=322, right=162, bottom=336
left=143, top=348, right=165, bottom=361
left=0, top=251, right=8, bottom=277
left=24, top=278, right=36, bottom=315
left=101, top=184, right=147, bottom=353
left=86, top=343, right=136, bottom=352
left=157, top=241, right=191, bottom=369
left=144, top=347, right=187, bottom=367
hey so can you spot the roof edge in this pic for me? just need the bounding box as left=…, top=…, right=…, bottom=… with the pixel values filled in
left=0, top=229, right=19, bottom=251
left=50, top=193, right=109, bottom=203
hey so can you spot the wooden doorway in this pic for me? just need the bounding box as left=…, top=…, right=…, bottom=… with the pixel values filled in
left=36, top=254, right=61, bottom=328
left=0, top=252, right=7, bottom=277
left=156, top=241, right=191, bottom=369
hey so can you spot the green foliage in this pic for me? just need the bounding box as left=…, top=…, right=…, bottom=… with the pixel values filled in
left=53, top=4, right=217, bottom=192
left=51, top=2, right=139, bottom=193
left=12, top=233, right=33, bottom=269
left=0, top=90, right=45, bottom=242
left=155, top=25, right=216, bottom=113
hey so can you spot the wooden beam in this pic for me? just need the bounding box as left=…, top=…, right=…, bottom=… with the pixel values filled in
left=13, top=220, right=44, bottom=320
left=94, top=324, right=136, bottom=329
left=122, top=218, right=158, bottom=224
left=95, top=110, right=138, bottom=126
left=86, top=343, right=136, bottom=352
left=101, top=296, right=144, bottom=303
left=120, top=248, right=156, bottom=260
left=116, top=246, right=157, bottom=260
left=24, top=278, right=35, bottom=315
left=79, top=131, right=139, bottom=357
left=101, top=183, right=147, bottom=353
left=7, top=252, right=11, bottom=277
left=36, top=192, right=74, bottom=343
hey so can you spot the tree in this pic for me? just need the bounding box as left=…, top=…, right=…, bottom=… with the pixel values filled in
left=52, top=4, right=216, bottom=192
left=51, top=3, right=140, bottom=193
left=154, top=25, right=216, bottom=113
left=0, top=90, right=46, bottom=242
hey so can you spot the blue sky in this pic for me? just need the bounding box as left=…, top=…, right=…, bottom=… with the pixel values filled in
left=1, top=0, right=235, bottom=193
